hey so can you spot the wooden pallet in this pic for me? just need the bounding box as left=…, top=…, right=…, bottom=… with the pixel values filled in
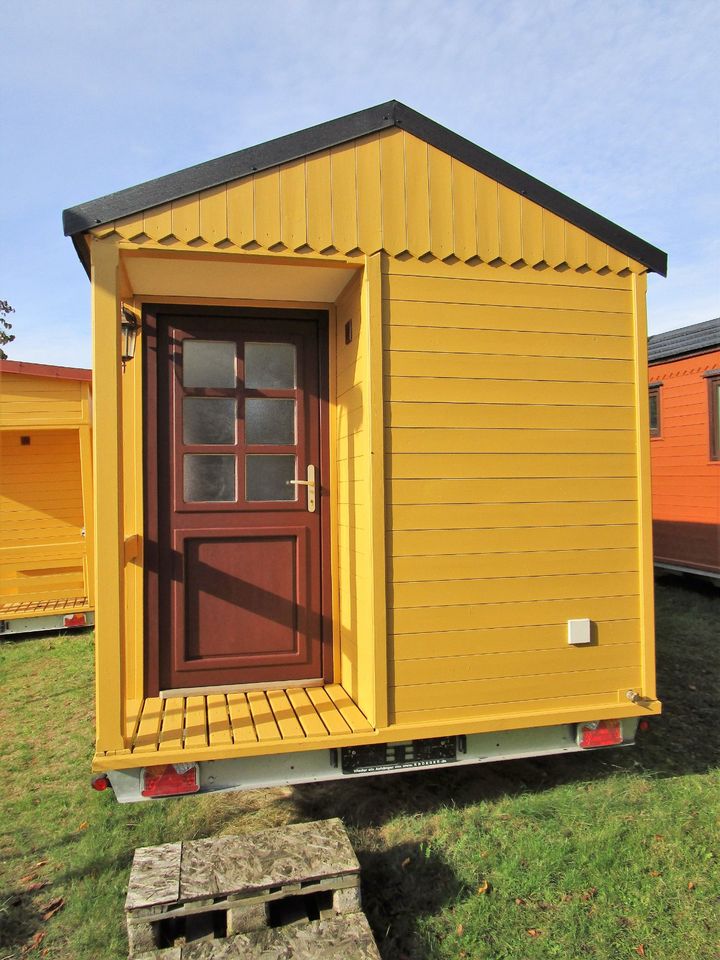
left=125, top=819, right=373, bottom=959
left=137, top=913, right=381, bottom=959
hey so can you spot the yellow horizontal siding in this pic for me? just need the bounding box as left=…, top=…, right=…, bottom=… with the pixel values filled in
left=0, top=373, right=88, bottom=428
left=384, top=324, right=634, bottom=360
left=386, top=301, right=634, bottom=337
left=393, top=642, right=640, bottom=687
left=385, top=377, right=635, bottom=406
left=394, top=664, right=641, bottom=713
left=386, top=428, right=637, bottom=455
left=0, top=429, right=89, bottom=609
left=388, top=477, right=637, bottom=504
left=387, top=453, right=637, bottom=479
left=388, top=501, right=638, bottom=530
left=385, top=402, right=635, bottom=431
left=390, top=548, right=638, bottom=582
left=97, top=130, right=643, bottom=275
left=394, top=618, right=640, bottom=660
left=386, top=351, right=634, bottom=384
left=390, top=524, right=638, bottom=557
left=393, top=689, right=639, bottom=726
left=390, top=594, right=640, bottom=634
left=383, top=256, right=643, bottom=724
left=391, top=571, right=638, bottom=609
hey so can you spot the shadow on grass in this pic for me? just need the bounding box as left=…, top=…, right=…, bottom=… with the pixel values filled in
left=0, top=888, right=44, bottom=956
left=284, top=576, right=720, bottom=957
left=3, top=581, right=716, bottom=959
left=287, top=576, right=719, bottom=836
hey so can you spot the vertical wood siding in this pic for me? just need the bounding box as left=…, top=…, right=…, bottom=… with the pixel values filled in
left=96, top=131, right=643, bottom=276
left=334, top=277, right=372, bottom=711
left=381, top=256, right=643, bottom=724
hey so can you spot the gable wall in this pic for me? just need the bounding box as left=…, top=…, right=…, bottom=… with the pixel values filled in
left=93, top=130, right=644, bottom=276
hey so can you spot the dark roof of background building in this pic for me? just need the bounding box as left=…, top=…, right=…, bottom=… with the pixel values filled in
left=62, top=100, right=667, bottom=276
left=648, top=318, right=720, bottom=363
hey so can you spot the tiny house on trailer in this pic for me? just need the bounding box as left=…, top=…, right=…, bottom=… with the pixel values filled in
left=648, top=318, right=720, bottom=580
left=63, top=102, right=667, bottom=801
left=0, top=359, right=94, bottom=634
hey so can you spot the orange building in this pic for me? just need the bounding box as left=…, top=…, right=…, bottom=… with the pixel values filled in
left=648, top=319, right=720, bottom=578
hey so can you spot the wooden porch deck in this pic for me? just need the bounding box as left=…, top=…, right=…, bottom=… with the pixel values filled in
left=0, top=596, right=91, bottom=617
left=128, top=684, right=374, bottom=760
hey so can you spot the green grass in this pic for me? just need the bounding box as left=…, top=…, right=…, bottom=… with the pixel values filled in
left=1, top=577, right=718, bottom=959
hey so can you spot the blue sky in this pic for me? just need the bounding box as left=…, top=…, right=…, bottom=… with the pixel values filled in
left=1, top=0, right=718, bottom=366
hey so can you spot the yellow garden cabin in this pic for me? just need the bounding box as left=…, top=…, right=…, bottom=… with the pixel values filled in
left=63, top=102, right=666, bottom=801
left=0, top=359, right=94, bottom=635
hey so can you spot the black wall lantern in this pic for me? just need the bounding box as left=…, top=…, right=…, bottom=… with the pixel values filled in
left=121, top=306, right=138, bottom=364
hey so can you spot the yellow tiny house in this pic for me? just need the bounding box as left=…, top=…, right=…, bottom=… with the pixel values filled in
left=0, top=359, right=94, bottom=634
left=63, top=102, right=666, bottom=800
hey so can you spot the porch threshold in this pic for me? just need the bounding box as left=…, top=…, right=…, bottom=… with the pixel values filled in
left=100, top=684, right=375, bottom=771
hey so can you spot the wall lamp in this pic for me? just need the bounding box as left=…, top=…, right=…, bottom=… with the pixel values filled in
left=121, top=307, right=139, bottom=365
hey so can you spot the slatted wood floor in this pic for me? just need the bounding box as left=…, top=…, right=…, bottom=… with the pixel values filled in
left=0, top=596, right=90, bottom=615
left=129, top=684, right=373, bottom=756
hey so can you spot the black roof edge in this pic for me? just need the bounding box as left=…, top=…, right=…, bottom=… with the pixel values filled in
left=63, top=100, right=668, bottom=276
left=72, top=233, right=91, bottom=279
left=62, top=102, right=398, bottom=238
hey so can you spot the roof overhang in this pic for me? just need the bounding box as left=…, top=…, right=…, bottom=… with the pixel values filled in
left=63, top=100, right=668, bottom=277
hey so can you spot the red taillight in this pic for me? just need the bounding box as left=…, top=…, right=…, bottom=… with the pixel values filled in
left=577, top=719, right=623, bottom=749
left=91, top=774, right=110, bottom=791
left=64, top=613, right=87, bottom=628
left=638, top=719, right=650, bottom=732
left=141, top=764, right=200, bottom=798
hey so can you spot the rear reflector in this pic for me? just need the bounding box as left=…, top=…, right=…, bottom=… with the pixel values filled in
left=142, top=763, right=200, bottom=798
left=64, top=613, right=87, bottom=628
left=577, top=719, right=623, bottom=749
left=91, top=774, right=110, bottom=791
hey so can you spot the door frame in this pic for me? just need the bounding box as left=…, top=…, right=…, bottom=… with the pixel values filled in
left=142, top=303, right=332, bottom=697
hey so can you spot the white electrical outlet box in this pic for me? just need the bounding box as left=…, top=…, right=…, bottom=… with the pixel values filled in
left=568, top=618, right=592, bottom=646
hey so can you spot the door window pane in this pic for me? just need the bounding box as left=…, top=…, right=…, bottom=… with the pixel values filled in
left=184, top=455, right=236, bottom=502
left=245, top=398, right=295, bottom=445
left=183, top=398, right=236, bottom=445
left=245, top=342, right=296, bottom=389
left=246, top=455, right=296, bottom=501
left=183, top=340, right=236, bottom=388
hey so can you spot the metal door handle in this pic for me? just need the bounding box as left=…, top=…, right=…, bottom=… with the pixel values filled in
left=287, top=464, right=316, bottom=512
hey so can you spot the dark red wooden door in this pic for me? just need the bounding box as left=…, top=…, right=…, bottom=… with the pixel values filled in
left=144, top=307, right=330, bottom=694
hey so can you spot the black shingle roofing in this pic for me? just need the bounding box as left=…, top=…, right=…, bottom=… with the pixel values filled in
left=648, top=318, right=720, bottom=363
left=62, top=100, right=667, bottom=276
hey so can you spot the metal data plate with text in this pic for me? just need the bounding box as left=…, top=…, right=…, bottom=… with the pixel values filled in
left=341, top=737, right=457, bottom=774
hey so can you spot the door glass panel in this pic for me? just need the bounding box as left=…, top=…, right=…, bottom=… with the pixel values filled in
left=183, top=398, right=236, bottom=445
left=184, top=454, right=236, bottom=502
left=183, top=340, right=236, bottom=388
left=245, top=398, right=295, bottom=445
left=245, top=342, right=296, bottom=389
left=246, top=455, right=296, bottom=501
